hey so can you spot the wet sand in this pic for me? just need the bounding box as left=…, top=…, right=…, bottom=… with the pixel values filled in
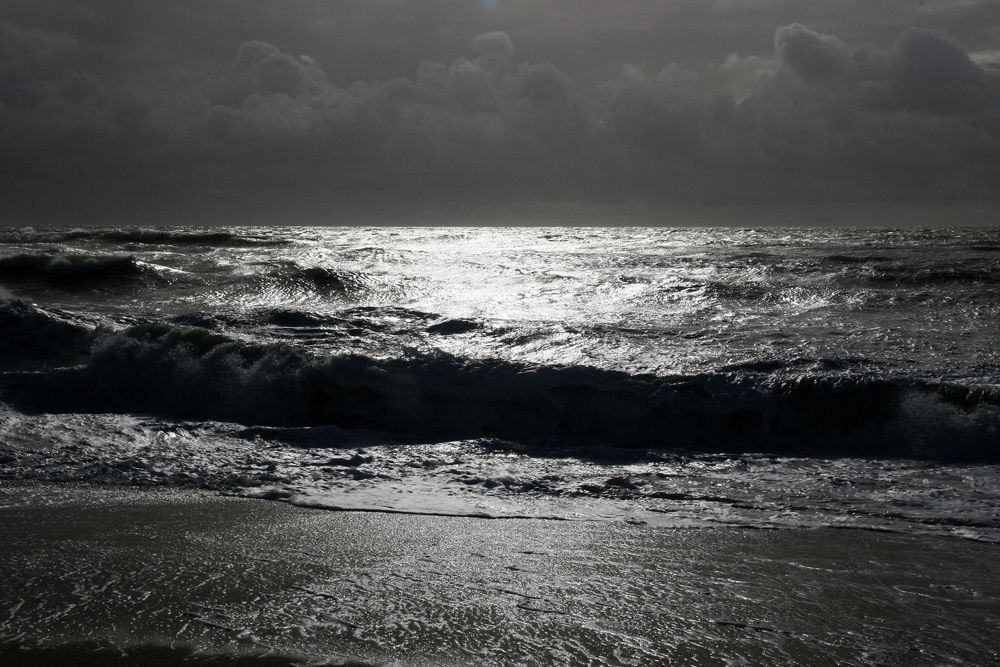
left=1, top=482, right=998, bottom=666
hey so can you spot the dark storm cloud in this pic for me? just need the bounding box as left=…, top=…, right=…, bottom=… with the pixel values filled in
left=1, top=1, right=999, bottom=222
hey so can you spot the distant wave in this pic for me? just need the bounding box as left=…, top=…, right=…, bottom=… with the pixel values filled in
left=169, top=306, right=476, bottom=337
left=7, top=322, right=999, bottom=461
left=0, top=227, right=289, bottom=247
left=0, top=254, right=372, bottom=299
left=822, top=254, right=894, bottom=264
left=867, top=267, right=1000, bottom=286
left=0, top=253, right=166, bottom=286
left=262, top=263, right=359, bottom=293
left=93, top=229, right=290, bottom=247
left=217, top=263, right=373, bottom=300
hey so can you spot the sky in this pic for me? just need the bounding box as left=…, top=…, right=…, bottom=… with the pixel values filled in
left=1, top=0, right=999, bottom=224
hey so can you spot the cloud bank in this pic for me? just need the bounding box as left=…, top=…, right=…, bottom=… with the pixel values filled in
left=1, top=1, right=999, bottom=222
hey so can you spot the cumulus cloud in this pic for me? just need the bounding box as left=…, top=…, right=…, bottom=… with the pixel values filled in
left=891, top=28, right=1000, bottom=113
left=771, top=23, right=1000, bottom=115
left=776, top=23, right=856, bottom=84
left=471, top=31, right=514, bottom=72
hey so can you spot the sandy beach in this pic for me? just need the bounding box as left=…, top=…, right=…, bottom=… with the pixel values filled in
left=1, top=481, right=997, bottom=666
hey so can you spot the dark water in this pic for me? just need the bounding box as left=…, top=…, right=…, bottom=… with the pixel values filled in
left=1, top=226, right=998, bottom=539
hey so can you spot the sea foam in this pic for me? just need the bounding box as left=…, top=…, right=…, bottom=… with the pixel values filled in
left=6, top=320, right=998, bottom=461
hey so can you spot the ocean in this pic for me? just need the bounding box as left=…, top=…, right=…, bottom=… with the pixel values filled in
left=1, top=226, right=999, bottom=541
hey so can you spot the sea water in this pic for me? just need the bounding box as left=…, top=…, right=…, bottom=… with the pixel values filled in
left=0, top=226, right=998, bottom=540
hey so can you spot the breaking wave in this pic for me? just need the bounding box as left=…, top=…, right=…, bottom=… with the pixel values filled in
left=0, top=299, right=99, bottom=369
left=7, top=322, right=999, bottom=461
left=0, top=253, right=166, bottom=285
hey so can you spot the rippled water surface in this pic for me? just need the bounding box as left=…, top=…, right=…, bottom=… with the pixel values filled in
left=0, top=226, right=998, bottom=540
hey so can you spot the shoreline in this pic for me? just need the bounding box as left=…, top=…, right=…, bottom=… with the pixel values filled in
left=1, top=481, right=999, bottom=665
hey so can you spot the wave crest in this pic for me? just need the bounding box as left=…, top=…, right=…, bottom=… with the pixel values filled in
left=9, top=323, right=999, bottom=461
left=218, top=263, right=371, bottom=300
left=0, top=299, right=98, bottom=369
left=0, top=253, right=163, bottom=285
